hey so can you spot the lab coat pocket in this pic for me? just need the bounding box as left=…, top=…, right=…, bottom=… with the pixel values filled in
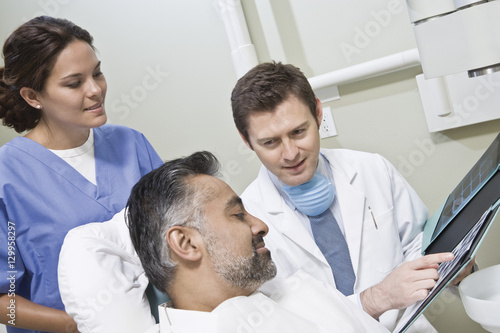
left=363, top=206, right=403, bottom=275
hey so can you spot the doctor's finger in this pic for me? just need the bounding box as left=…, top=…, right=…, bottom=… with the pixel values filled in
left=409, top=288, right=430, bottom=303
left=408, top=252, right=454, bottom=270
left=409, top=267, right=440, bottom=282
left=411, top=277, right=438, bottom=292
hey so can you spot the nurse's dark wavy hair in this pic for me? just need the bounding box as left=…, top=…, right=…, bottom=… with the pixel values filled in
left=0, top=16, right=94, bottom=133
left=127, top=151, right=220, bottom=293
left=231, top=61, right=318, bottom=147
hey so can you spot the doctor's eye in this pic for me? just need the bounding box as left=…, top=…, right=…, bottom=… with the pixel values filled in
left=263, top=139, right=277, bottom=146
left=292, top=129, right=305, bottom=135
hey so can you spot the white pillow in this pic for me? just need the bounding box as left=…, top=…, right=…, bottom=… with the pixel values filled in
left=58, top=209, right=156, bottom=333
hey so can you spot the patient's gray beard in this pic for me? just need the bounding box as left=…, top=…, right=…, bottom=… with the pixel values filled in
left=204, top=233, right=277, bottom=291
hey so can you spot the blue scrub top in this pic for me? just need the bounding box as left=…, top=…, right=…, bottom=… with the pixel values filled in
left=0, top=124, right=163, bottom=333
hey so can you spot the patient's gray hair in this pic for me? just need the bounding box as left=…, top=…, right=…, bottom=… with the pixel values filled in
left=127, top=151, right=220, bottom=292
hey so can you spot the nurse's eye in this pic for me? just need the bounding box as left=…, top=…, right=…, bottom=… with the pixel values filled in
left=67, top=81, right=81, bottom=89
left=93, top=71, right=104, bottom=78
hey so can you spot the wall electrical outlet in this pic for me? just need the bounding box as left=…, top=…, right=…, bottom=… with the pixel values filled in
left=319, top=106, right=337, bottom=139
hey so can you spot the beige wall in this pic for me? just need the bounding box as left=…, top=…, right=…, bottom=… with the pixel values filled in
left=0, top=1, right=498, bottom=332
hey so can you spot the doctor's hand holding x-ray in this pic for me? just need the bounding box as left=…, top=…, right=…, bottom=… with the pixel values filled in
left=362, top=249, right=476, bottom=318
left=360, top=252, right=454, bottom=318
left=229, top=61, right=470, bottom=332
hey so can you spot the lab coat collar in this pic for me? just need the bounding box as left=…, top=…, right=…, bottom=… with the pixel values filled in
left=257, top=165, right=288, bottom=215
left=259, top=149, right=366, bottom=279
left=256, top=165, right=328, bottom=264
left=320, top=149, right=365, bottom=277
left=320, top=148, right=357, bottom=184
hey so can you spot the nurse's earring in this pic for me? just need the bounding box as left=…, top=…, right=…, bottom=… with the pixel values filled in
left=20, top=87, right=41, bottom=111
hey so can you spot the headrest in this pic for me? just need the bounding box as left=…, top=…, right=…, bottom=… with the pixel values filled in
left=58, top=209, right=156, bottom=333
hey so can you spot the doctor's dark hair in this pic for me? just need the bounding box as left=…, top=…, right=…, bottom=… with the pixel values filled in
left=127, top=151, right=220, bottom=293
left=231, top=61, right=318, bottom=146
left=0, top=16, right=94, bottom=133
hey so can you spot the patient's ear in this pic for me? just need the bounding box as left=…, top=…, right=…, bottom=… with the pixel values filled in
left=167, top=226, right=203, bottom=262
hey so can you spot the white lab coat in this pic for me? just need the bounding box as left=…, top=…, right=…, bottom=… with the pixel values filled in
left=146, top=270, right=390, bottom=333
left=242, top=148, right=436, bottom=333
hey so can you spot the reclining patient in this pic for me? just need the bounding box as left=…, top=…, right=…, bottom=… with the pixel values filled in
left=59, top=151, right=389, bottom=332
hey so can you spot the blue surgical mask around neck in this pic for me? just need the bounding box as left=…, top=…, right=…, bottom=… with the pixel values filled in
left=282, top=172, right=335, bottom=217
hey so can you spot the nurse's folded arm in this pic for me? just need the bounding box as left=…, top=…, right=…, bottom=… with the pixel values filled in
left=0, top=293, right=78, bottom=333
left=360, top=252, right=454, bottom=319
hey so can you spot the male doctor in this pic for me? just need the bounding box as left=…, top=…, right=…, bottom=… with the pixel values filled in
left=230, top=61, right=467, bottom=332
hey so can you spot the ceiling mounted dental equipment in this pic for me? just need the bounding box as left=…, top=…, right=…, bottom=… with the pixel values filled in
left=407, top=0, right=500, bottom=79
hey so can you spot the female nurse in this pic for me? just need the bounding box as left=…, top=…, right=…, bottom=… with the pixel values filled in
left=0, top=16, right=163, bottom=332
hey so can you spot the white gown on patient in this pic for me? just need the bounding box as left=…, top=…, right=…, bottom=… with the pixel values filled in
left=148, top=270, right=389, bottom=333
